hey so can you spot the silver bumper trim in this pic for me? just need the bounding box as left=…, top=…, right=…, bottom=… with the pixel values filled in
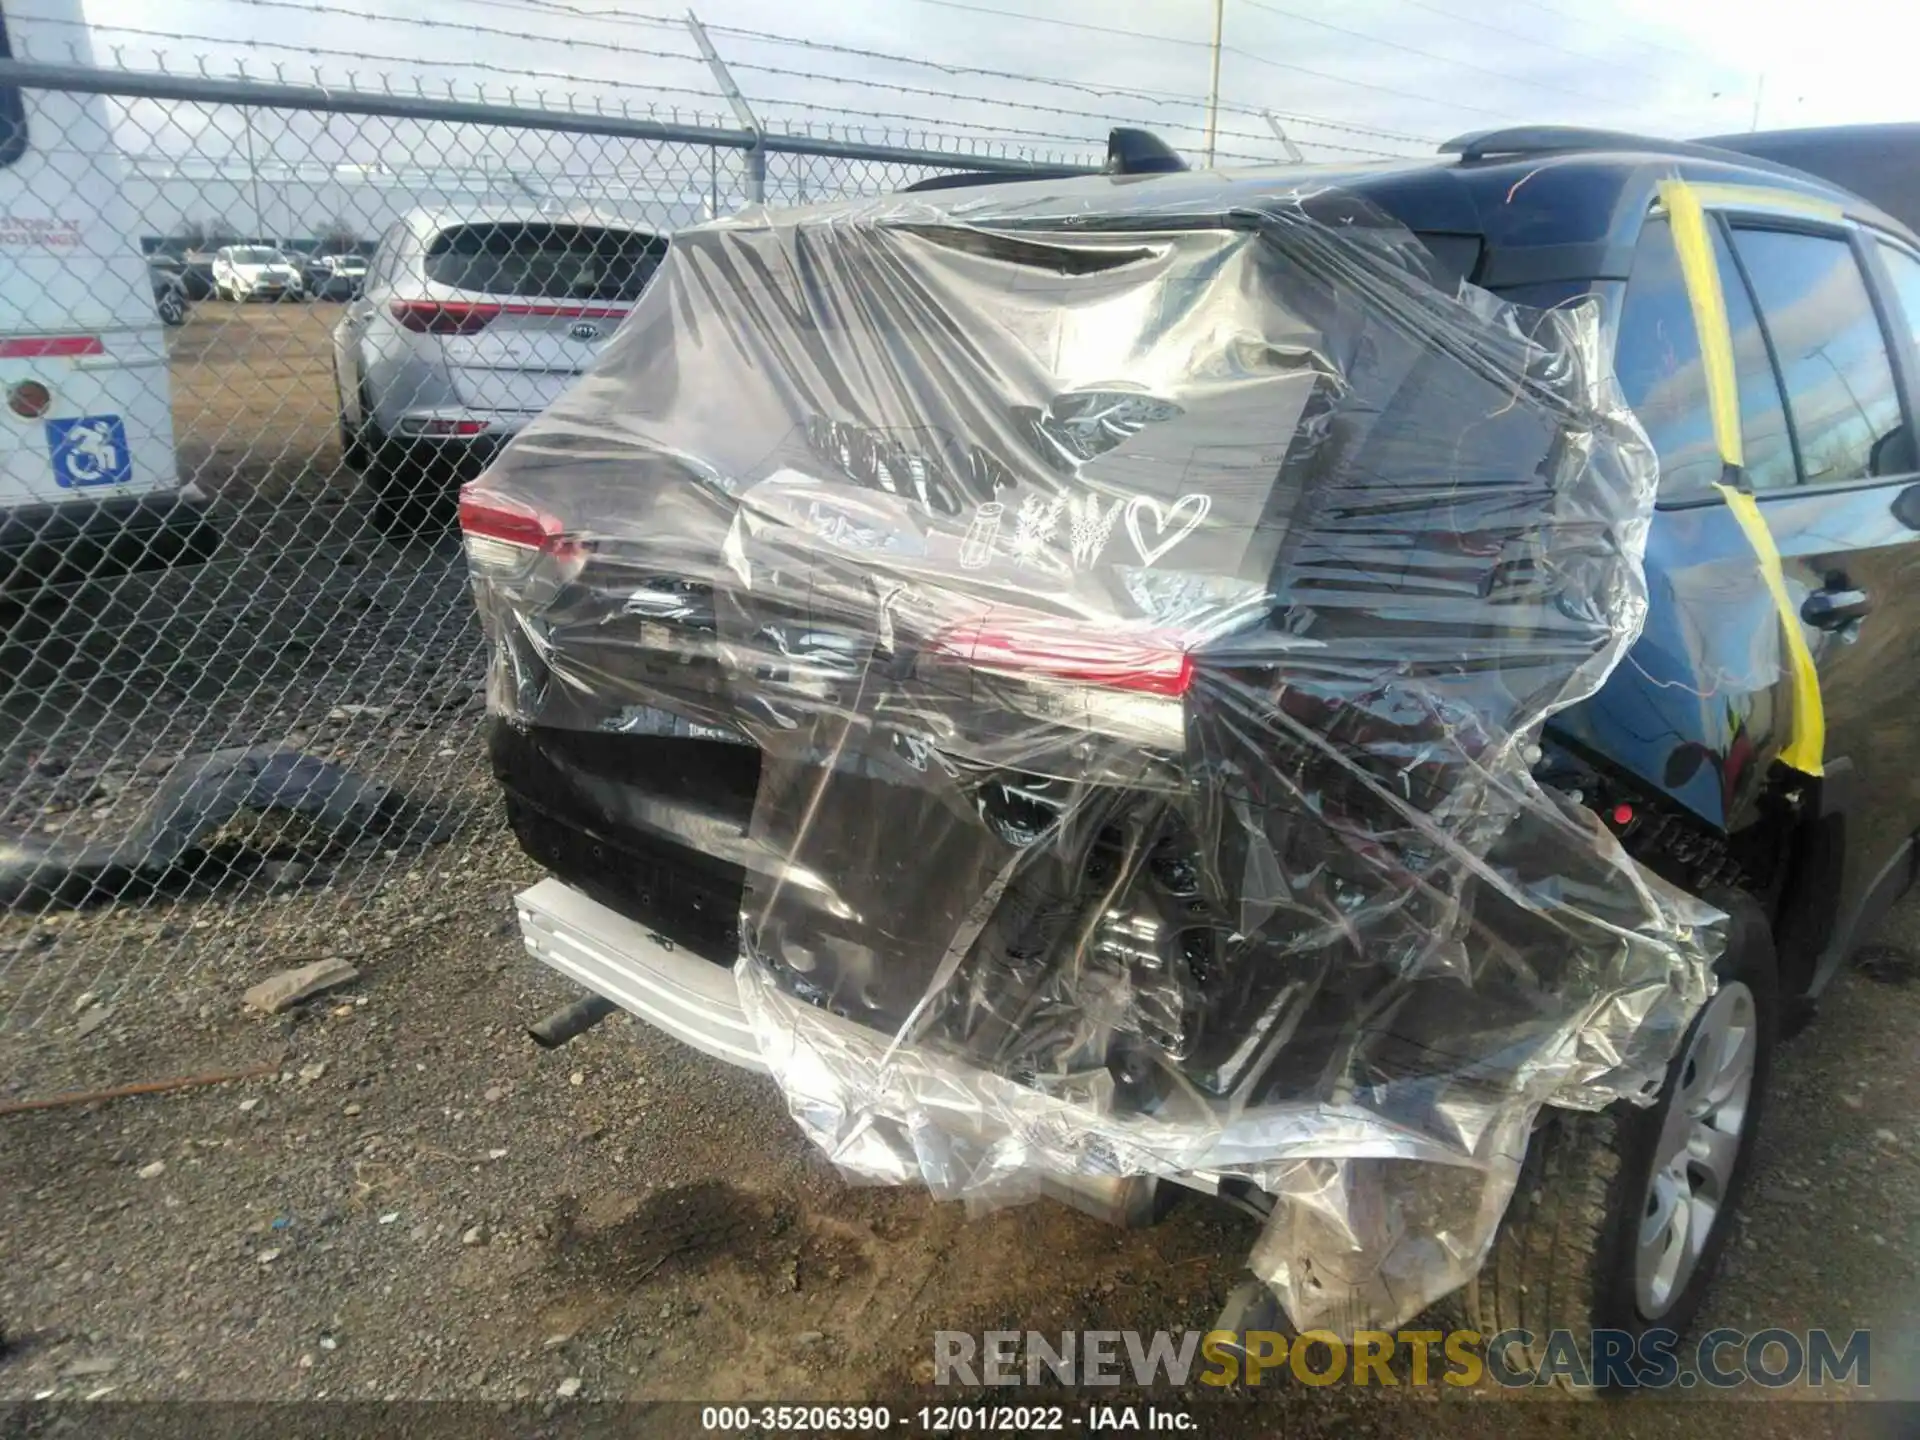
left=514, top=876, right=766, bottom=1073
left=512, top=876, right=1171, bottom=1226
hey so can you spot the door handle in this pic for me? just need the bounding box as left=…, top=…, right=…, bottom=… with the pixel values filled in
left=1802, top=586, right=1873, bottom=630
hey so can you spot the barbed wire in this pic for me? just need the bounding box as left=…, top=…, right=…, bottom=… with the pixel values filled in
left=35, top=14, right=1414, bottom=166
left=176, top=0, right=1446, bottom=148
left=400, top=0, right=1444, bottom=146
left=693, top=19, right=1441, bottom=147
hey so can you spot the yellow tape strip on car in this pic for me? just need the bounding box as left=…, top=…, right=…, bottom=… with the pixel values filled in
left=1656, top=178, right=1825, bottom=776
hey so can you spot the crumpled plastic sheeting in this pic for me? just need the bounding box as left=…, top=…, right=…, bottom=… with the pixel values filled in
left=470, top=167, right=1722, bottom=1333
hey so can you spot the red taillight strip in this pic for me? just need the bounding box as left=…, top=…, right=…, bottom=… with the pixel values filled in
left=934, top=617, right=1196, bottom=697
left=457, top=484, right=567, bottom=551
left=390, top=299, right=630, bottom=333
left=498, top=302, right=630, bottom=319
left=0, top=336, right=103, bottom=358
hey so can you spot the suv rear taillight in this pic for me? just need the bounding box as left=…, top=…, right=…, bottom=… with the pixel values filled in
left=458, top=484, right=585, bottom=584
left=932, top=617, right=1195, bottom=696
left=392, top=299, right=632, bottom=333
left=391, top=299, right=500, bottom=334
left=928, top=616, right=1194, bottom=750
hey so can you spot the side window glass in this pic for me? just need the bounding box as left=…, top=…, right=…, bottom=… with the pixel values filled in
left=1614, top=216, right=1796, bottom=498
left=1872, top=241, right=1920, bottom=388
left=1730, top=227, right=1908, bottom=483
left=1716, top=224, right=1798, bottom=492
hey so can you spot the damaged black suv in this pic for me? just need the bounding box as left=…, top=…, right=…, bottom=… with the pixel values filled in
left=468, top=126, right=1920, bottom=1363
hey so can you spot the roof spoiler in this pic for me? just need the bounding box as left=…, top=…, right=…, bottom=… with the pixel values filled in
left=902, top=127, right=1187, bottom=194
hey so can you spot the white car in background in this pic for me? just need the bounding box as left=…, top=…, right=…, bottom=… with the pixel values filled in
left=211, top=244, right=305, bottom=302
left=0, top=0, right=212, bottom=607
left=332, top=208, right=666, bottom=535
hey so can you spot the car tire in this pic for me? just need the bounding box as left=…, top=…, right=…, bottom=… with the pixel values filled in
left=157, top=290, right=187, bottom=326
left=337, top=383, right=371, bottom=474
left=1465, top=886, right=1776, bottom=1389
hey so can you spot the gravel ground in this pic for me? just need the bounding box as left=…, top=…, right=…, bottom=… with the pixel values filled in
left=2, top=828, right=1916, bottom=1435
left=2, top=301, right=493, bottom=1026
left=3, top=301, right=1918, bottom=1439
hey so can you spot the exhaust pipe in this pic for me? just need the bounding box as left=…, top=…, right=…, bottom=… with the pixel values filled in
left=526, top=992, right=621, bottom=1049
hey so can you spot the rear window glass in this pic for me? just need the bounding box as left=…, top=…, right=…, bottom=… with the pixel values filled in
left=424, top=223, right=667, bottom=301
left=229, top=247, right=284, bottom=263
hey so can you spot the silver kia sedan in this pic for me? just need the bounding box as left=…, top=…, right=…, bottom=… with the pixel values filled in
left=332, top=208, right=667, bottom=535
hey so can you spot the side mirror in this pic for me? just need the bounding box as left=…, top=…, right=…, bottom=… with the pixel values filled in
left=1869, top=423, right=1913, bottom=477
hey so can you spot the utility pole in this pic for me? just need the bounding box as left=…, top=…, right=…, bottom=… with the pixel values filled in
left=241, top=110, right=265, bottom=241
left=685, top=9, right=765, bottom=205
left=1204, top=0, right=1224, bottom=168
left=1749, top=72, right=1766, bottom=132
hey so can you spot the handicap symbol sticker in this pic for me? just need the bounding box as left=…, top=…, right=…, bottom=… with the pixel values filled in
left=47, top=414, right=133, bottom=488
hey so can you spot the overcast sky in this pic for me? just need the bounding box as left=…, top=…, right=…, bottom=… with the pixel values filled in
left=29, top=0, right=1911, bottom=167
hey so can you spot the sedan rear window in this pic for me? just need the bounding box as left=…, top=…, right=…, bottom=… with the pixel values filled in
left=424, top=223, right=667, bottom=301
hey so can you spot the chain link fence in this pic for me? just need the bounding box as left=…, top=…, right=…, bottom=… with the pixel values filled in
left=0, top=55, right=1095, bottom=1040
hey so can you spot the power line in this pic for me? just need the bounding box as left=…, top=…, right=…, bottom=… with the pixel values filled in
left=1499, top=0, right=1725, bottom=67
left=59, top=19, right=724, bottom=111
left=1378, top=0, right=1676, bottom=81
left=1238, top=0, right=1625, bottom=106
left=896, top=0, right=1521, bottom=121
left=195, top=0, right=705, bottom=66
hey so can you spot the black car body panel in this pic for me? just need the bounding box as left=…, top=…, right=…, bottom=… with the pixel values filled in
left=482, top=144, right=1920, bottom=1010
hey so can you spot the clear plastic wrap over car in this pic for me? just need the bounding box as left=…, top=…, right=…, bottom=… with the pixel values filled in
left=464, top=165, right=1721, bottom=1333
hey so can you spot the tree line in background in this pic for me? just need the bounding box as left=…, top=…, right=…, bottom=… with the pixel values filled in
left=143, top=214, right=368, bottom=256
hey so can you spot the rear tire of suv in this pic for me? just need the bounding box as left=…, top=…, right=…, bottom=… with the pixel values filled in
left=1465, top=887, right=1776, bottom=1389
left=337, top=384, right=372, bottom=474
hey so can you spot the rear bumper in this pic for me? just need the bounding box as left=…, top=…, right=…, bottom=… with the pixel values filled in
left=233, top=279, right=301, bottom=298
left=393, top=407, right=533, bottom=442
left=517, top=876, right=764, bottom=1070
left=514, top=875, right=1167, bottom=1225
left=0, top=491, right=220, bottom=595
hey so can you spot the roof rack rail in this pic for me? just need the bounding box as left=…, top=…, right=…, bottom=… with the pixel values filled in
left=1439, top=125, right=1817, bottom=183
